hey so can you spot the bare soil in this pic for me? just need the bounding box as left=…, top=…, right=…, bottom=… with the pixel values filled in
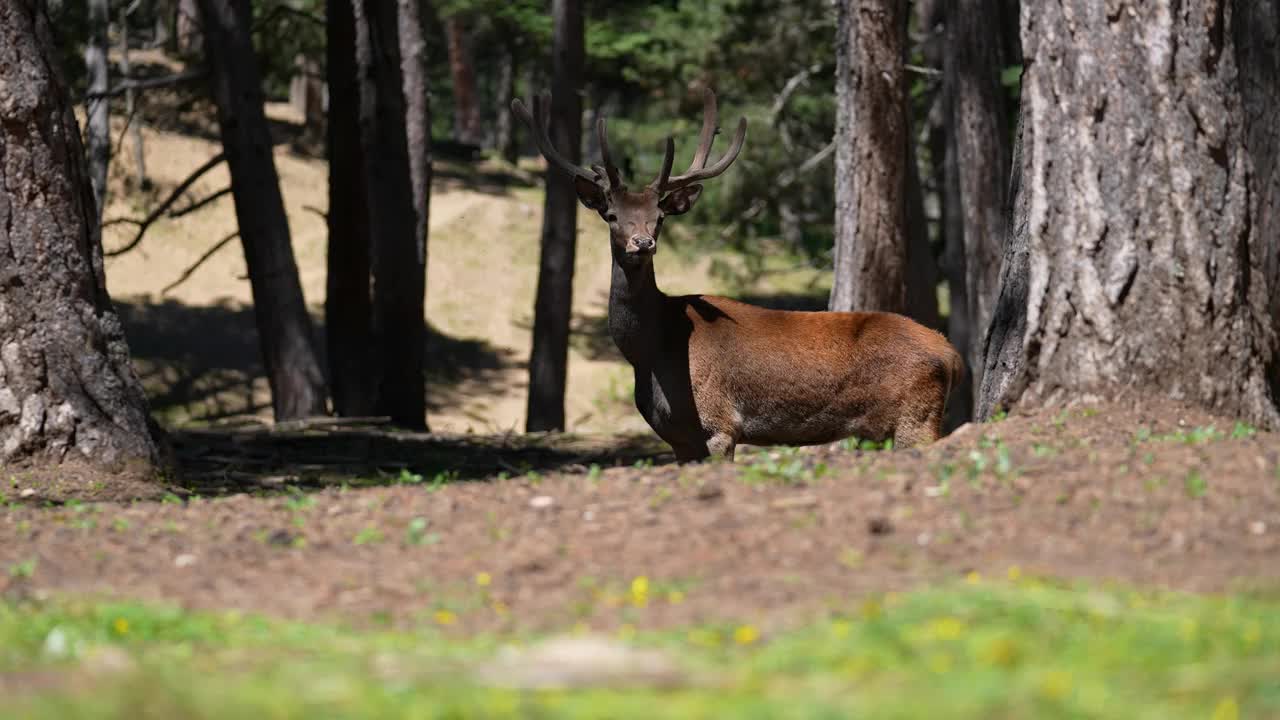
left=3, top=398, right=1278, bottom=634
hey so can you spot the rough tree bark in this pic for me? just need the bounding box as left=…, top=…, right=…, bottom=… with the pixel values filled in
left=325, top=0, right=375, bottom=417
left=1233, top=0, right=1280, bottom=366
left=978, top=0, right=1280, bottom=428
left=525, top=0, right=583, bottom=432
left=945, top=0, right=1012, bottom=402
left=353, top=0, right=427, bottom=429
left=0, top=0, right=158, bottom=469
left=198, top=0, right=329, bottom=420
left=84, top=0, right=110, bottom=223
left=830, top=0, right=911, bottom=313
left=443, top=13, right=482, bottom=147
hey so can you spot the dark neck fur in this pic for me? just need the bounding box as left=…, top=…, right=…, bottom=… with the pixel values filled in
left=608, top=250, right=663, bottom=368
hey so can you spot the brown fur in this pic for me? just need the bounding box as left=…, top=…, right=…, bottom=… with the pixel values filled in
left=655, top=295, right=964, bottom=460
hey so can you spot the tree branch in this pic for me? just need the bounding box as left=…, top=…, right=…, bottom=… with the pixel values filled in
left=169, top=186, right=232, bottom=219
left=103, top=153, right=226, bottom=256
left=161, top=230, right=240, bottom=295
left=83, top=69, right=207, bottom=100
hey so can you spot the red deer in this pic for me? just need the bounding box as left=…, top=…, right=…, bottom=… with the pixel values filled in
left=512, top=90, right=963, bottom=461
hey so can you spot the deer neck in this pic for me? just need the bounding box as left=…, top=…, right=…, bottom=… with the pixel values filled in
left=608, top=251, right=664, bottom=368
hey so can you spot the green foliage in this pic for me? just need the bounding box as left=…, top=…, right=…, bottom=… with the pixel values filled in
left=4, top=583, right=1280, bottom=718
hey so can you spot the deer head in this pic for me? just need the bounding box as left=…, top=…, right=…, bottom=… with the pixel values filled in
left=512, top=90, right=747, bottom=266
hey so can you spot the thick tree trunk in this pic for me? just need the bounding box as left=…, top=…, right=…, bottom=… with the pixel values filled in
left=830, top=0, right=911, bottom=313
left=443, top=14, right=482, bottom=147
left=0, top=0, right=158, bottom=469
left=525, top=0, right=583, bottom=432
left=198, top=0, right=328, bottom=420
left=978, top=0, right=1280, bottom=428
left=1233, top=0, right=1280, bottom=373
left=945, top=0, right=1011, bottom=401
left=84, top=0, right=110, bottom=223
left=325, top=0, right=375, bottom=417
left=353, top=0, right=427, bottom=429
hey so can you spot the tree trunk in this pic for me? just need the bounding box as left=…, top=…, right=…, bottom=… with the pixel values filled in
left=495, top=39, right=519, bottom=163
left=525, top=0, right=583, bottom=432
left=978, top=0, right=1280, bottom=428
left=1233, top=0, right=1280, bottom=380
left=945, top=0, right=1011, bottom=401
left=198, top=0, right=328, bottom=420
left=120, top=3, right=150, bottom=190
left=353, top=0, right=427, bottom=429
left=398, top=0, right=432, bottom=263
left=325, top=0, right=375, bottom=417
left=176, top=0, right=201, bottom=56
left=830, top=0, right=910, bottom=313
left=84, top=0, right=110, bottom=224
left=0, top=0, right=158, bottom=470
left=443, top=14, right=482, bottom=147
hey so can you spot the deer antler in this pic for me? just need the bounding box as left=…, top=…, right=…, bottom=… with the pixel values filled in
left=511, top=93, right=600, bottom=185
left=659, top=88, right=748, bottom=192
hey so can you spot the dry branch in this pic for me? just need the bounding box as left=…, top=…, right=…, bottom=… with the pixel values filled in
left=103, top=152, right=225, bottom=256
left=161, top=230, right=239, bottom=295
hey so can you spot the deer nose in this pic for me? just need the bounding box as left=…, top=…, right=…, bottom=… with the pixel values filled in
left=631, top=235, right=656, bottom=253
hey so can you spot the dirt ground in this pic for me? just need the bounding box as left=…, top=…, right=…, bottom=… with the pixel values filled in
left=3, top=398, right=1278, bottom=634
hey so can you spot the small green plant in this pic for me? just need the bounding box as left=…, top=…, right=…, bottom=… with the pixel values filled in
left=989, top=407, right=1008, bottom=423
left=633, top=458, right=654, bottom=469
left=8, top=558, right=36, bottom=579
left=405, top=517, right=439, bottom=546
left=396, top=469, right=425, bottom=485
left=353, top=527, right=385, bottom=546
left=283, top=494, right=316, bottom=512
left=429, top=470, right=459, bottom=492
left=1185, top=471, right=1208, bottom=499
left=587, top=464, right=603, bottom=482
left=1231, top=421, right=1257, bottom=440
left=1031, top=443, right=1057, bottom=458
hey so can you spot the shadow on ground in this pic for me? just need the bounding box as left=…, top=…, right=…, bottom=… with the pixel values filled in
left=117, top=298, right=520, bottom=424
left=165, top=423, right=671, bottom=496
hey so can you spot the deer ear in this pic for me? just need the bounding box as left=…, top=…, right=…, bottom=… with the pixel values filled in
left=659, top=184, right=703, bottom=216
left=574, top=177, right=608, bottom=212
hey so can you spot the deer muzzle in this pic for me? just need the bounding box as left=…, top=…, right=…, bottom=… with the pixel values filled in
left=627, top=235, right=656, bottom=255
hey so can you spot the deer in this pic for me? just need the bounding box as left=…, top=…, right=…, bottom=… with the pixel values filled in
left=512, top=89, right=964, bottom=462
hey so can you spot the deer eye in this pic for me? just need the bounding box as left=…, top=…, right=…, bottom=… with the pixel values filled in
left=604, top=212, right=618, bottom=223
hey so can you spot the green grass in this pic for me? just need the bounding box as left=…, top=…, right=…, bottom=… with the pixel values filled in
left=3, top=581, right=1278, bottom=719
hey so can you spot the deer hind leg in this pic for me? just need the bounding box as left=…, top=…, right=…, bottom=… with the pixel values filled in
left=705, top=432, right=737, bottom=461
left=892, top=380, right=947, bottom=449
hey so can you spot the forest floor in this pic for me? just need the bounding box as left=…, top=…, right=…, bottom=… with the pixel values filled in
left=3, top=398, right=1279, bottom=716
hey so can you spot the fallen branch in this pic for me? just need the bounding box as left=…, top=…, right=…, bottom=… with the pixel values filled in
left=161, top=230, right=240, bottom=295
left=103, top=152, right=226, bottom=256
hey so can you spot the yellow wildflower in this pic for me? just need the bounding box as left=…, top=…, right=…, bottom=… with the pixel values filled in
left=734, top=625, right=760, bottom=646
left=475, top=572, right=491, bottom=587
left=965, top=571, right=982, bottom=585
left=1211, top=697, right=1239, bottom=720
left=112, top=618, right=129, bottom=635
left=1006, top=565, right=1022, bottom=582
left=434, top=609, right=457, bottom=626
